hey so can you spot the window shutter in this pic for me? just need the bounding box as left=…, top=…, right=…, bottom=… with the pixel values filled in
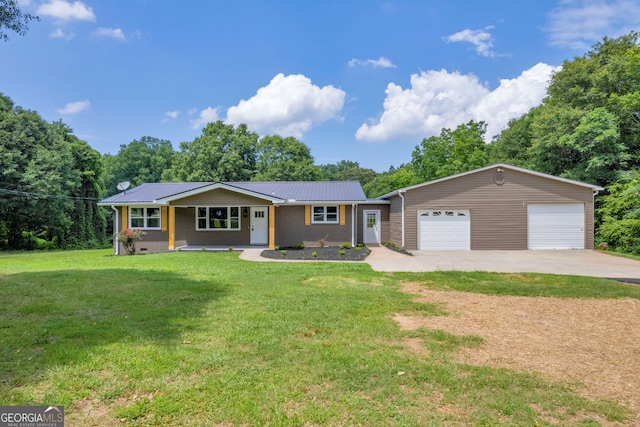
left=340, top=205, right=346, bottom=225
left=121, top=206, right=128, bottom=230
left=161, top=206, right=168, bottom=231
left=305, top=205, right=311, bottom=225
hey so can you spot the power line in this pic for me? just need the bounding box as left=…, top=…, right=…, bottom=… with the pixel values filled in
left=0, top=188, right=100, bottom=201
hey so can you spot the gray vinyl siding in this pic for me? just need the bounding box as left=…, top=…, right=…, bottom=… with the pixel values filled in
left=387, top=167, right=595, bottom=250
left=275, top=205, right=354, bottom=248
left=113, top=206, right=170, bottom=255
left=174, top=207, right=251, bottom=248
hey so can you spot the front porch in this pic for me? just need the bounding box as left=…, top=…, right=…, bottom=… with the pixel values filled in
left=175, top=245, right=269, bottom=252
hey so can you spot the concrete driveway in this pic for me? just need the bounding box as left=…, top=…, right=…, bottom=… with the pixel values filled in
left=366, top=246, right=640, bottom=279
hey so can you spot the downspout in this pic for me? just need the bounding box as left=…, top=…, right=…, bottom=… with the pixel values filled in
left=351, top=203, right=356, bottom=247
left=399, top=190, right=406, bottom=248
left=111, top=205, right=119, bottom=256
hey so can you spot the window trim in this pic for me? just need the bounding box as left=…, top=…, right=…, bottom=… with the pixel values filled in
left=196, top=206, right=241, bottom=231
left=128, top=206, right=162, bottom=230
left=311, top=205, right=339, bottom=224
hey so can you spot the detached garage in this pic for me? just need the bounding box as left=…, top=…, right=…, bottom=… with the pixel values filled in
left=379, top=164, right=603, bottom=251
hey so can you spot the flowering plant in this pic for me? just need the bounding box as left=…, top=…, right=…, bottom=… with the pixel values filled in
left=117, top=227, right=147, bottom=255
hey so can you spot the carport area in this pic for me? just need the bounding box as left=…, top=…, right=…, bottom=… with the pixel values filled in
left=366, top=246, right=640, bottom=280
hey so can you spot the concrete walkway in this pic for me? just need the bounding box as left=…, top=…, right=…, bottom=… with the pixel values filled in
left=239, top=246, right=640, bottom=279
left=365, top=245, right=640, bottom=279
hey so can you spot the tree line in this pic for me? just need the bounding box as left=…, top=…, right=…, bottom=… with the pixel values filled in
left=2, top=32, right=640, bottom=252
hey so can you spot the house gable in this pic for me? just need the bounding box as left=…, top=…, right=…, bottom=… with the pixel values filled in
left=168, top=188, right=275, bottom=207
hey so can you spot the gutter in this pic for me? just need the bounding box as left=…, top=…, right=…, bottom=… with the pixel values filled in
left=351, top=203, right=356, bottom=247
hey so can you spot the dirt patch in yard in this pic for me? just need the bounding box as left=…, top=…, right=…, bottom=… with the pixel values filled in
left=395, top=282, right=640, bottom=423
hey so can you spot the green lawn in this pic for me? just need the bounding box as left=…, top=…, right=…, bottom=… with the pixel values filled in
left=1, top=250, right=638, bottom=426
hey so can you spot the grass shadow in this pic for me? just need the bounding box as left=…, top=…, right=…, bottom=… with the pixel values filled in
left=0, top=268, right=228, bottom=394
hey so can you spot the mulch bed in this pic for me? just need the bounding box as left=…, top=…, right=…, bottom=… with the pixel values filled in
left=260, top=246, right=370, bottom=261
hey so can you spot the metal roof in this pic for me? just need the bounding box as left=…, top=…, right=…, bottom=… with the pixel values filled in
left=99, top=181, right=368, bottom=205
left=227, top=181, right=367, bottom=202
left=99, top=182, right=211, bottom=204
left=377, top=163, right=605, bottom=199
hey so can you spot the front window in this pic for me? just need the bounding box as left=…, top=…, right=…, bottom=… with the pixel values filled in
left=312, top=205, right=339, bottom=224
left=129, top=207, right=161, bottom=230
left=197, top=207, right=240, bottom=230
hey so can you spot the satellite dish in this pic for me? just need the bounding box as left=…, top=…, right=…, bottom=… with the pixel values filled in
left=117, top=181, right=131, bottom=191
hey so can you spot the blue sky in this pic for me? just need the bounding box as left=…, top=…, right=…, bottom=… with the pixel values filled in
left=2, top=1, right=640, bottom=172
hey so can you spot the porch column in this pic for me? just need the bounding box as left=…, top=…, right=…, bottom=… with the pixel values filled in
left=269, top=205, right=275, bottom=249
left=168, top=206, right=176, bottom=250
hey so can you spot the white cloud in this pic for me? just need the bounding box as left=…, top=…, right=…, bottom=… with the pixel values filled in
left=190, top=107, right=220, bottom=129
left=355, top=63, right=558, bottom=143
left=546, top=0, right=640, bottom=49
left=50, top=28, right=74, bottom=40
left=446, top=26, right=501, bottom=58
left=161, top=111, right=180, bottom=123
left=57, top=99, right=90, bottom=115
left=470, top=63, right=561, bottom=139
left=348, top=57, right=397, bottom=68
left=37, top=0, right=96, bottom=22
left=225, top=73, right=346, bottom=138
left=93, top=27, right=125, bottom=41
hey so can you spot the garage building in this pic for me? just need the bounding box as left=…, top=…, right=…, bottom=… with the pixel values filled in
left=378, top=164, right=603, bottom=251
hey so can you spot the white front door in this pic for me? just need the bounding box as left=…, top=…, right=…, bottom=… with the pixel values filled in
left=250, top=207, right=268, bottom=245
left=363, top=210, right=381, bottom=244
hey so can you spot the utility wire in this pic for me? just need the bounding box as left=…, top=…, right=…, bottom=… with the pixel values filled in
left=0, top=188, right=100, bottom=201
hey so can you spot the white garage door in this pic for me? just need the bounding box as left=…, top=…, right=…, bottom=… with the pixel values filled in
left=419, top=210, right=470, bottom=250
left=527, top=204, right=584, bottom=249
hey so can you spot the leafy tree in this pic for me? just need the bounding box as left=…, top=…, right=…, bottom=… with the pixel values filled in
left=336, top=167, right=377, bottom=187
left=103, top=136, right=174, bottom=195
left=412, top=120, right=489, bottom=181
left=318, top=160, right=361, bottom=180
left=163, top=121, right=258, bottom=182
left=557, top=108, right=629, bottom=186
left=318, top=160, right=377, bottom=187
left=363, top=164, right=420, bottom=198
left=491, top=32, right=640, bottom=189
left=487, top=109, right=538, bottom=167
left=596, top=173, right=640, bottom=253
left=0, top=93, right=106, bottom=249
left=253, top=135, right=319, bottom=181
left=0, top=0, right=38, bottom=41
left=53, top=122, right=107, bottom=247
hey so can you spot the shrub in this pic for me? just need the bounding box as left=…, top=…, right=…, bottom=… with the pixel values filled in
left=293, top=243, right=305, bottom=249
left=355, top=247, right=361, bottom=252
left=317, top=234, right=329, bottom=248
left=280, top=250, right=287, bottom=255
left=383, top=241, right=413, bottom=256
left=339, top=250, right=345, bottom=256
left=311, top=251, right=317, bottom=257
left=117, top=228, right=147, bottom=255
left=340, top=242, right=351, bottom=249
left=597, top=218, right=640, bottom=254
